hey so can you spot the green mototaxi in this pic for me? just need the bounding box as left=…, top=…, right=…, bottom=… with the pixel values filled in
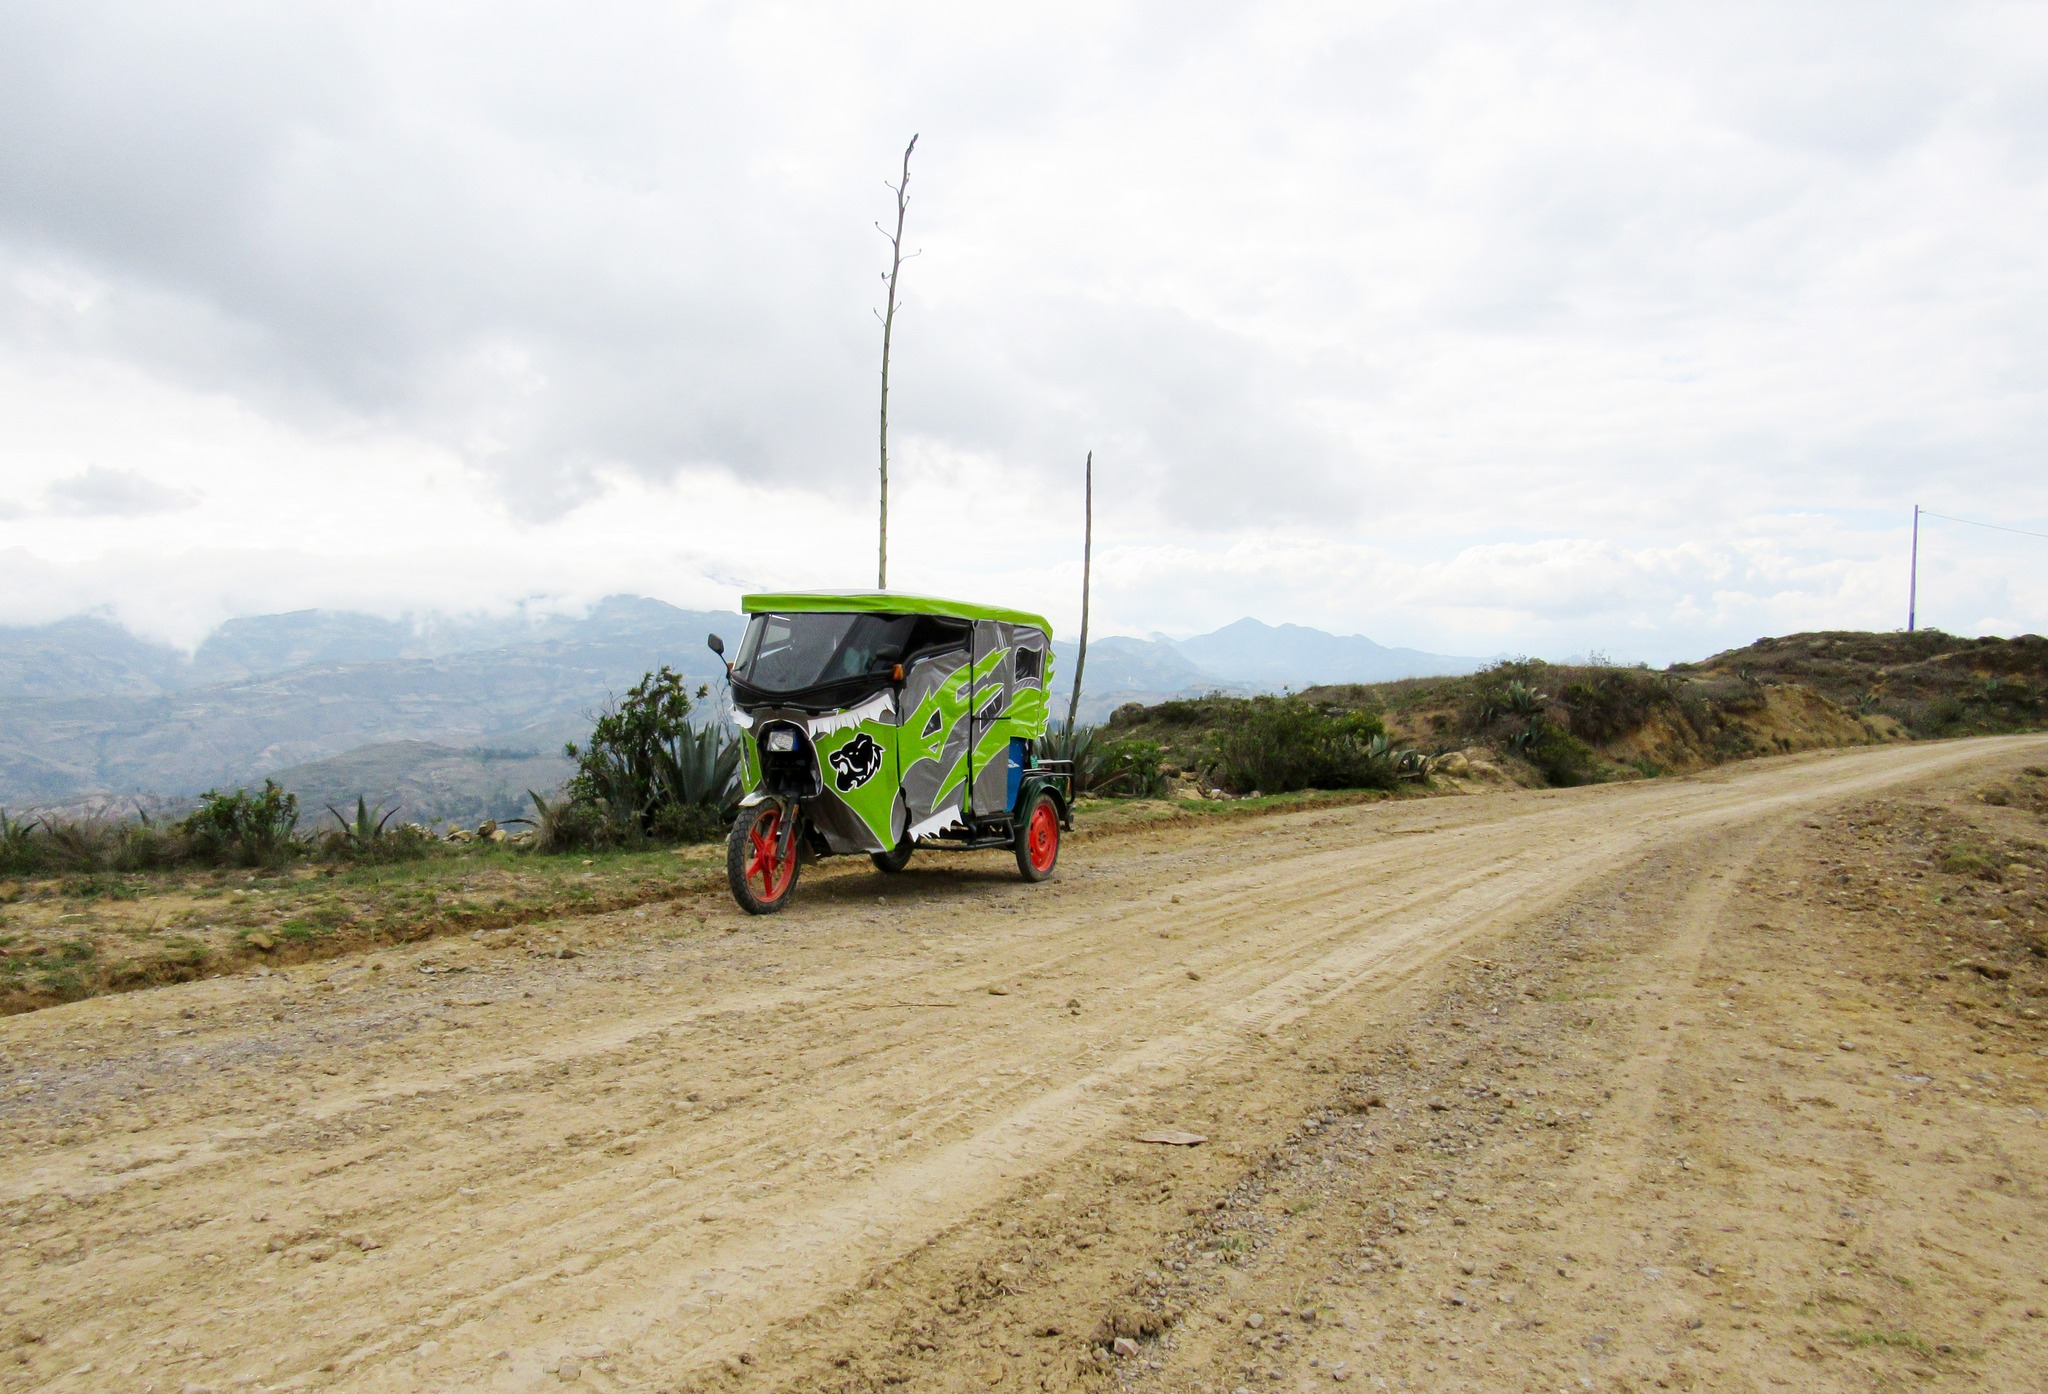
left=707, top=591, right=1074, bottom=914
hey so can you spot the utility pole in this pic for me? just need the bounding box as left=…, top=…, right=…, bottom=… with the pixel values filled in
left=1065, top=452, right=1092, bottom=734
left=1908, top=504, right=1919, bottom=633
left=876, top=134, right=918, bottom=590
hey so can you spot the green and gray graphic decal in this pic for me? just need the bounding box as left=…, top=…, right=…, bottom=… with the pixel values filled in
left=736, top=619, right=1052, bottom=854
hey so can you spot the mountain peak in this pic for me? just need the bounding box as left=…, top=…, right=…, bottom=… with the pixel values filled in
left=1173, top=618, right=1467, bottom=687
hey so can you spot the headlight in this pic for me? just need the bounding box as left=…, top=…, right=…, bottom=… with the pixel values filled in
left=765, top=729, right=797, bottom=753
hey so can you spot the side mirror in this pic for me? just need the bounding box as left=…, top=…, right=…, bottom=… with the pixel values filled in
left=706, top=634, right=726, bottom=658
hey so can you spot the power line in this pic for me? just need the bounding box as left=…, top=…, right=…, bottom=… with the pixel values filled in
left=1919, top=509, right=2048, bottom=542
left=1907, top=503, right=2048, bottom=633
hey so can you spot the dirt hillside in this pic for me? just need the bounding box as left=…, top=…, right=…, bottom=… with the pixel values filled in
left=1106, top=630, right=2047, bottom=792
left=2, top=736, right=2044, bottom=1392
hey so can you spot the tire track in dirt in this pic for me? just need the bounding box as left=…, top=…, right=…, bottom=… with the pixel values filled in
left=0, top=737, right=2040, bottom=1393
left=1110, top=737, right=2048, bottom=1394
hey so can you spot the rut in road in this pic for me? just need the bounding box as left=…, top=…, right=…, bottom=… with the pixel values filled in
left=1, top=736, right=2038, bottom=1393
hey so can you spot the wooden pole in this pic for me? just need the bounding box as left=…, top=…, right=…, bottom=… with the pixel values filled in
left=877, top=134, right=917, bottom=590
left=1907, top=504, right=1919, bottom=633
left=1065, top=451, right=1092, bottom=734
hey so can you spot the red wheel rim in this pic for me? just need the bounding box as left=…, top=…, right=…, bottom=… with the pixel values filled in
left=1027, top=800, right=1059, bottom=873
left=744, top=808, right=796, bottom=901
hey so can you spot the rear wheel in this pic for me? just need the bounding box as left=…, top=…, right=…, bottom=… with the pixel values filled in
left=728, top=803, right=800, bottom=914
left=1014, top=790, right=1061, bottom=881
left=870, top=833, right=913, bottom=874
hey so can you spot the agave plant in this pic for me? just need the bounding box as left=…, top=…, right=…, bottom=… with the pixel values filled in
left=1037, top=723, right=1110, bottom=794
left=1502, top=680, right=1548, bottom=717
left=1355, top=732, right=1429, bottom=783
left=327, top=795, right=399, bottom=850
left=521, top=788, right=612, bottom=854
left=580, top=746, right=644, bottom=823
left=653, top=722, right=744, bottom=820
left=0, top=809, right=42, bottom=874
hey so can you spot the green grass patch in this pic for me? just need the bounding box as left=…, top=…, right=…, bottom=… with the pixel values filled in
left=34, top=967, right=87, bottom=999
left=158, top=935, right=210, bottom=967
left=64, top=875, right=141, bottom=901
left=1836, top=1329, right=1933, bottom=1354
left=1938, top=845, right=2001, bottom=880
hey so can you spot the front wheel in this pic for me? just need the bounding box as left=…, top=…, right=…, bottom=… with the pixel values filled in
left=1014, top=790, right=1061, bottom=882
left=728, top=803, right=801, bottom=914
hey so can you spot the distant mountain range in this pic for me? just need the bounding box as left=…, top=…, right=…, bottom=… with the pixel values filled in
left=0, top=599, right=1485, bottom=825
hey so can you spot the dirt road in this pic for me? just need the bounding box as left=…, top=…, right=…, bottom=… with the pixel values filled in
left=3, top=738, right=2045, bottom=1393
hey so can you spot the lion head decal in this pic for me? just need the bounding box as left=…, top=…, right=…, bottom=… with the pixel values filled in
left=828, top=732, right=885, bottom=792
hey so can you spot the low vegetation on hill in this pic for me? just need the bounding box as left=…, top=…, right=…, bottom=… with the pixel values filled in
left=1103, top=629, right=2048, bottom=793
left=1675, top=629, right=2048, bottom=736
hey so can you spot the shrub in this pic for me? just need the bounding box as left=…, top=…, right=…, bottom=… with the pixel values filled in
left=1097, top=738, right=1168, bottom=798
left=0, top=809, right=191, bottom=876
left=1463, top=662, right=1553, bottom=732
left=651, top=800, right=727, bottom=843
left=118, top=815, right=185, bottom=871
left=563, top=666, right=738, bottom=844
left=1108, top=702, right=1149, bottom=727
left=1206, top=697, right=1402, bottom=794
left=1521, top=722, right=1603, bottom=787
left=179, top=781, right=303, bottom=867
left=524, top=788, right=624, bottom=854
left=38, top=818, right=123, bottom=873
left=1116, top=694, right=1241, bottom=730
left=1558, top=669, right=1675, bottom=743
left=1898, top=677, right=2045, bottom=738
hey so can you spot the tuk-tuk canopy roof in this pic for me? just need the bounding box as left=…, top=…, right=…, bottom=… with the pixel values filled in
left=740, top=590, right=1052, bottom=637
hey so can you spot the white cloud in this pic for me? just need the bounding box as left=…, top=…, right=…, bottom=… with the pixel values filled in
left=0, top=0, right=2044, bottom=655
left=44, top=465, right=196, bottom=517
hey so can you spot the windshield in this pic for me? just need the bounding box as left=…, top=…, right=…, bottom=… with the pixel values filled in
left=733, top=612, right=918, bottom=694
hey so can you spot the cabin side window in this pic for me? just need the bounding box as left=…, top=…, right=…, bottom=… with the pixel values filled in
left=903, top=616, right=972, bottom=662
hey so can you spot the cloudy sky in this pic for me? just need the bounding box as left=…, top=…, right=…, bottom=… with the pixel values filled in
left=1, top=1, right=2044, bottom=661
